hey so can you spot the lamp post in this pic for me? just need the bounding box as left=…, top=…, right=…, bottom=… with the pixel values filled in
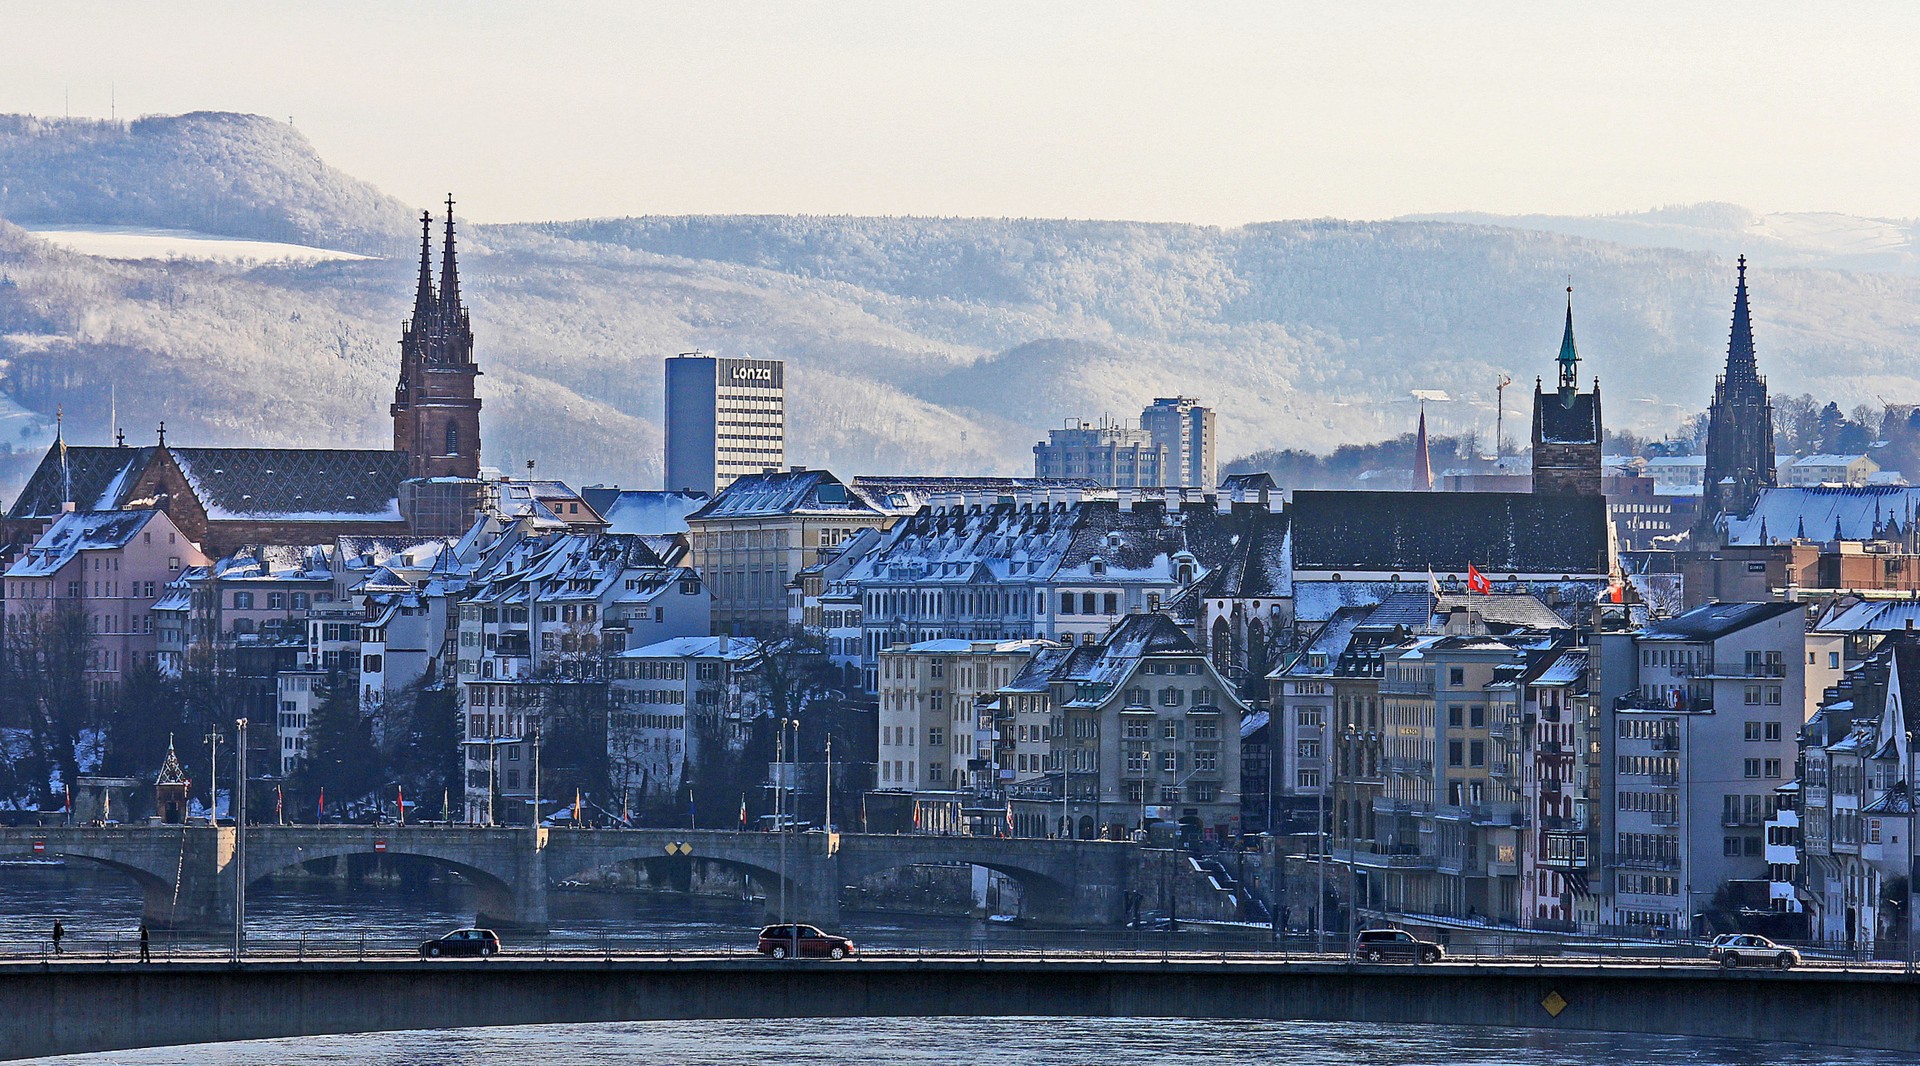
left=204, top=729, right=224, bottom=825
left=233, top=718, right=247, bottom=962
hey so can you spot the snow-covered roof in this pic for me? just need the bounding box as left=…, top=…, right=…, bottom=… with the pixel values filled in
left=581, top=489, right=706, bottom=535
left=689, top=469, right=885, bottom=520
left=7, top=508, right=160, bottom=577
left=1724, top=486, right=1920, bottom=545
left=617, top=635, right=764, bottom=661
left=168, top=447, right=408, bottom=522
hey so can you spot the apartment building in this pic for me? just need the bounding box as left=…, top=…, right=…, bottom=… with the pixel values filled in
left=607, top=635, right=766, bottom=819
left=874, top=638, right=1058, bottom=832
left=1602, top=601, right=1838, bottom=935
left=3, top=506, right=207, bottom=698
left=997, top=614, right=1246, bottom=843
left=686, top=468, right=890, bottom=637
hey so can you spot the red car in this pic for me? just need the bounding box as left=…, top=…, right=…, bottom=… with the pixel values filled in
left=757, top=924, right=855, bottom=960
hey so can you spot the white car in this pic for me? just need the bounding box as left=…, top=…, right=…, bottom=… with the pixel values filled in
left=1708, top=933, right=1799, bottom=970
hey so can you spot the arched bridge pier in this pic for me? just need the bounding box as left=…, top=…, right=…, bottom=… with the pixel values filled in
left=0, top=827, right=1144, bottom=931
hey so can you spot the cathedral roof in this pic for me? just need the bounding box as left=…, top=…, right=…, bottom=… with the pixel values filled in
left=1288, top=490, right=1610, bottom=576
left=167, top=447, right=410, bottom=522
left=7, top=445, right=156, bottom=519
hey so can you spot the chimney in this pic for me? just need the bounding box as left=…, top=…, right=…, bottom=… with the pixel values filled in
left=1118, top=488, right=1134, bottom=512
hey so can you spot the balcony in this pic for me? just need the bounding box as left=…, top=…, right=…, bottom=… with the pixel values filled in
left=1651, top=736, right=1680, bottom=752
left=1650, top=771, right=1678, bottom=788
left=1384, top=757, right=1433, bottom=776
left=1605, top=852, right=1680, bottom=871
left=1349, top=848, right=1437, bottom=870
left=1651, top=810, right=1680, bottom=827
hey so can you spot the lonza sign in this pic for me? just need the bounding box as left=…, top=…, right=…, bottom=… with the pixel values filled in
left=729, top=365, right=776, bottom=383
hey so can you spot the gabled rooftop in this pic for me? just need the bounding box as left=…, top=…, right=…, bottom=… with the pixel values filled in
left=1639, top=600, right=1803, bottom=642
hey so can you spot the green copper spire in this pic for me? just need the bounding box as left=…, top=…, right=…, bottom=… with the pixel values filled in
left=1557, top=285, right=1580, bottom=392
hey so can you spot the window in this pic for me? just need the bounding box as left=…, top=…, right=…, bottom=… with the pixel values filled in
left=234, top=592, right=254, bottom=609
left=267, top=592, right=286, bottom=610
left=1764, top=759, right=1782, bottom=779
left=927, top=728, right=944, bottom=747
left=291, top=592, right=309, bottom=609
left=1059, top=593, right=1075, bottom=615
left=1160, top=687, right=1183, bottom=707
left=446, top=422, right=460, bottom=455
left=1448, top=667, right=1464, bottom=687
left=1470, top=705, right=1486, bottom=728
left=1765, top=722, right=1781, bottom=741
left=1744, top=758, right=1762, bottom=779
left=1744, top=686, right=1760, bottom=706
left=1470, top=740, right=1485, bottom=767
left=1744, top=722, right=1763, bottom=742
left=1448, top=706, right=1463, bottom=728
left=1448, top=740, right=1464, bottom=767
left=1103, top=593, right=1118, bottom=615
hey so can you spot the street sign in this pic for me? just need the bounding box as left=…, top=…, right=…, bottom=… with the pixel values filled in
left=664, top=841, right=692, bottom=856
left=31, top=840, right=44, bottom=854
left=374, top=839, right=387, bottom=853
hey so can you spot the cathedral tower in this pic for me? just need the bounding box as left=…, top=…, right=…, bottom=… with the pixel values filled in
left=1694, top=257, right=1775, bottom=543
left=1531, top=288, right=1603, bottom=496
left=392, top=197, right=483, bottom=480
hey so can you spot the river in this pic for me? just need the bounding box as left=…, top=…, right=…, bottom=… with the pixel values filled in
left=1, top=866, right=1907, bottom=1065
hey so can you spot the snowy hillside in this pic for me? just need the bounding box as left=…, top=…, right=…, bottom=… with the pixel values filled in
left=3, top=112, right=1920, bottom=503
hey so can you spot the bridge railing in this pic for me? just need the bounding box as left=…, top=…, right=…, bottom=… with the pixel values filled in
left=0, top=931, right=1912, bottom=973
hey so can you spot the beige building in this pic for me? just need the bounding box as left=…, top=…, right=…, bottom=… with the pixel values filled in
left=875, top=638, right=1059, bottom=832
left=686, top=468, right=890, bottom=637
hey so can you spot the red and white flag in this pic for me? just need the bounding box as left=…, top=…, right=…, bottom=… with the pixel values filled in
left=1467, top=563, right=1491, bottom=595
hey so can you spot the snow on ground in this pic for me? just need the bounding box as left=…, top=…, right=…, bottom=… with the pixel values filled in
left=22, top=225, right=371, bottom=263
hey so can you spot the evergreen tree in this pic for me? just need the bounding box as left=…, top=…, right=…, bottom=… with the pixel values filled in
left=387, top=678, right=462, bottom=819
left=290, top=670, right=378, bottom=818
left=102, top=659, right=184, bottom=778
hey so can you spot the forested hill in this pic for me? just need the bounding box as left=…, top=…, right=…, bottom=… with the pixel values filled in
left=2, top=111, right=1920, bottom=500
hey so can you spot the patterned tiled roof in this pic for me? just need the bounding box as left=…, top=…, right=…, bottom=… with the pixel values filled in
left=168, top=448, right=409, bottom=521
left=7, top=445, right=156, bottom=519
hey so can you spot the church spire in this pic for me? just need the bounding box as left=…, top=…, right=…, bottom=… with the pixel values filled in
left=1557, top=285, right=1580, bottom=393
left=1724, top=255, right=1759, bottom=387
left=439, top=194, right=461, bottom=318
left=412, top=210, right=436, bottom=321
left=1413, top=402, right=1434, bottom=491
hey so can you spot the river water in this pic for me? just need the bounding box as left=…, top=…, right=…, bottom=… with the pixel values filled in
left=1, top=866, right=1908, bottom=1066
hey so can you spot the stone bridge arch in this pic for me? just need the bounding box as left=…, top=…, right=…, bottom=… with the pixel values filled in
left=242, top=828, right=543, bottom=931
left=544, top=830, right=827, bottom=921
left=0, top=828, right=208, bottom=928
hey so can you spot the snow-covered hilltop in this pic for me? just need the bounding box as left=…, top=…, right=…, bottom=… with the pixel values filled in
left=3, top=111, right=1920, bottom=502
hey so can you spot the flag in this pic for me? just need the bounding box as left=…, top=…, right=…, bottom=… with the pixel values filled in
left=64, top=783, right=70, bottom=812
left=1427, top=567, right=1440, bottom=599
left=317, top=787, right=326, bottom=820
left=1609, top=577, right=1626, bottom=604
left=1467, top=563, right=1491, bottom=595
left=396, top=785, right=405, bottom=826
left=861, top=792, right=869, bottom=833
left=912, top=803, right=922, bottom=832
left=275, top=785, right=283, bottom=823
left=739, top=794, right=748, bottom=829
left=574, top=788, right=583, bottom=824
left=1005, top=794, right=1015, bottom=837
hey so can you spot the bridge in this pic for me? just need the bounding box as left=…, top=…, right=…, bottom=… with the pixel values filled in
left=1, top=955, right=1916, bottom=1061
left=0, top=826, right=1143, bottom=930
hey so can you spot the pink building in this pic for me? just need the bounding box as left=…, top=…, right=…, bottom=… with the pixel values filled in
left=4, top=507, right=208, bottom=699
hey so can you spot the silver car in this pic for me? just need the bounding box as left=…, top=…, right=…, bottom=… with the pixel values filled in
left=1708, top=933, right=1798, bottom=969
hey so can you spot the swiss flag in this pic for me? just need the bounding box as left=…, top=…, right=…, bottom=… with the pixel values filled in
left=1467, top=564, right=1492, bottom=595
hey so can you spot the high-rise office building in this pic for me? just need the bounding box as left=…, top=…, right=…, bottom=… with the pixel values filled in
left=1032, top=419, right=1166, bottom=487
left=664, top=353, right=786, bottom=495
left=1139, top=397, right=1216, bottom=488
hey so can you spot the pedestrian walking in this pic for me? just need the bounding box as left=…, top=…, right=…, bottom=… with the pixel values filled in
left=138, top=922, right=150, bottom=963
left=51, top=920, right=64, bottom=955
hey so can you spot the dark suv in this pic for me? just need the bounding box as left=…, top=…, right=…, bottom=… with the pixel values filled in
left=419, top=928, right=501, bottom=958
left=757, top=924, right=855, bottom=960
left=1354, top=927, right=1442, bottom=963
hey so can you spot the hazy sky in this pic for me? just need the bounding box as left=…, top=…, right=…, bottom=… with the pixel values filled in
left=5, top=2, right=1918, bottom=224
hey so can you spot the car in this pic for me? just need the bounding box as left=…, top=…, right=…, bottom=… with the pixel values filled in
left=1354, top=927, right=1443, bottom=964
left=1707, top=933, right=1798, bottom=970
left=757, top=923, right=855, bottom=960
left=419, top=928, right=501, bottom=958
